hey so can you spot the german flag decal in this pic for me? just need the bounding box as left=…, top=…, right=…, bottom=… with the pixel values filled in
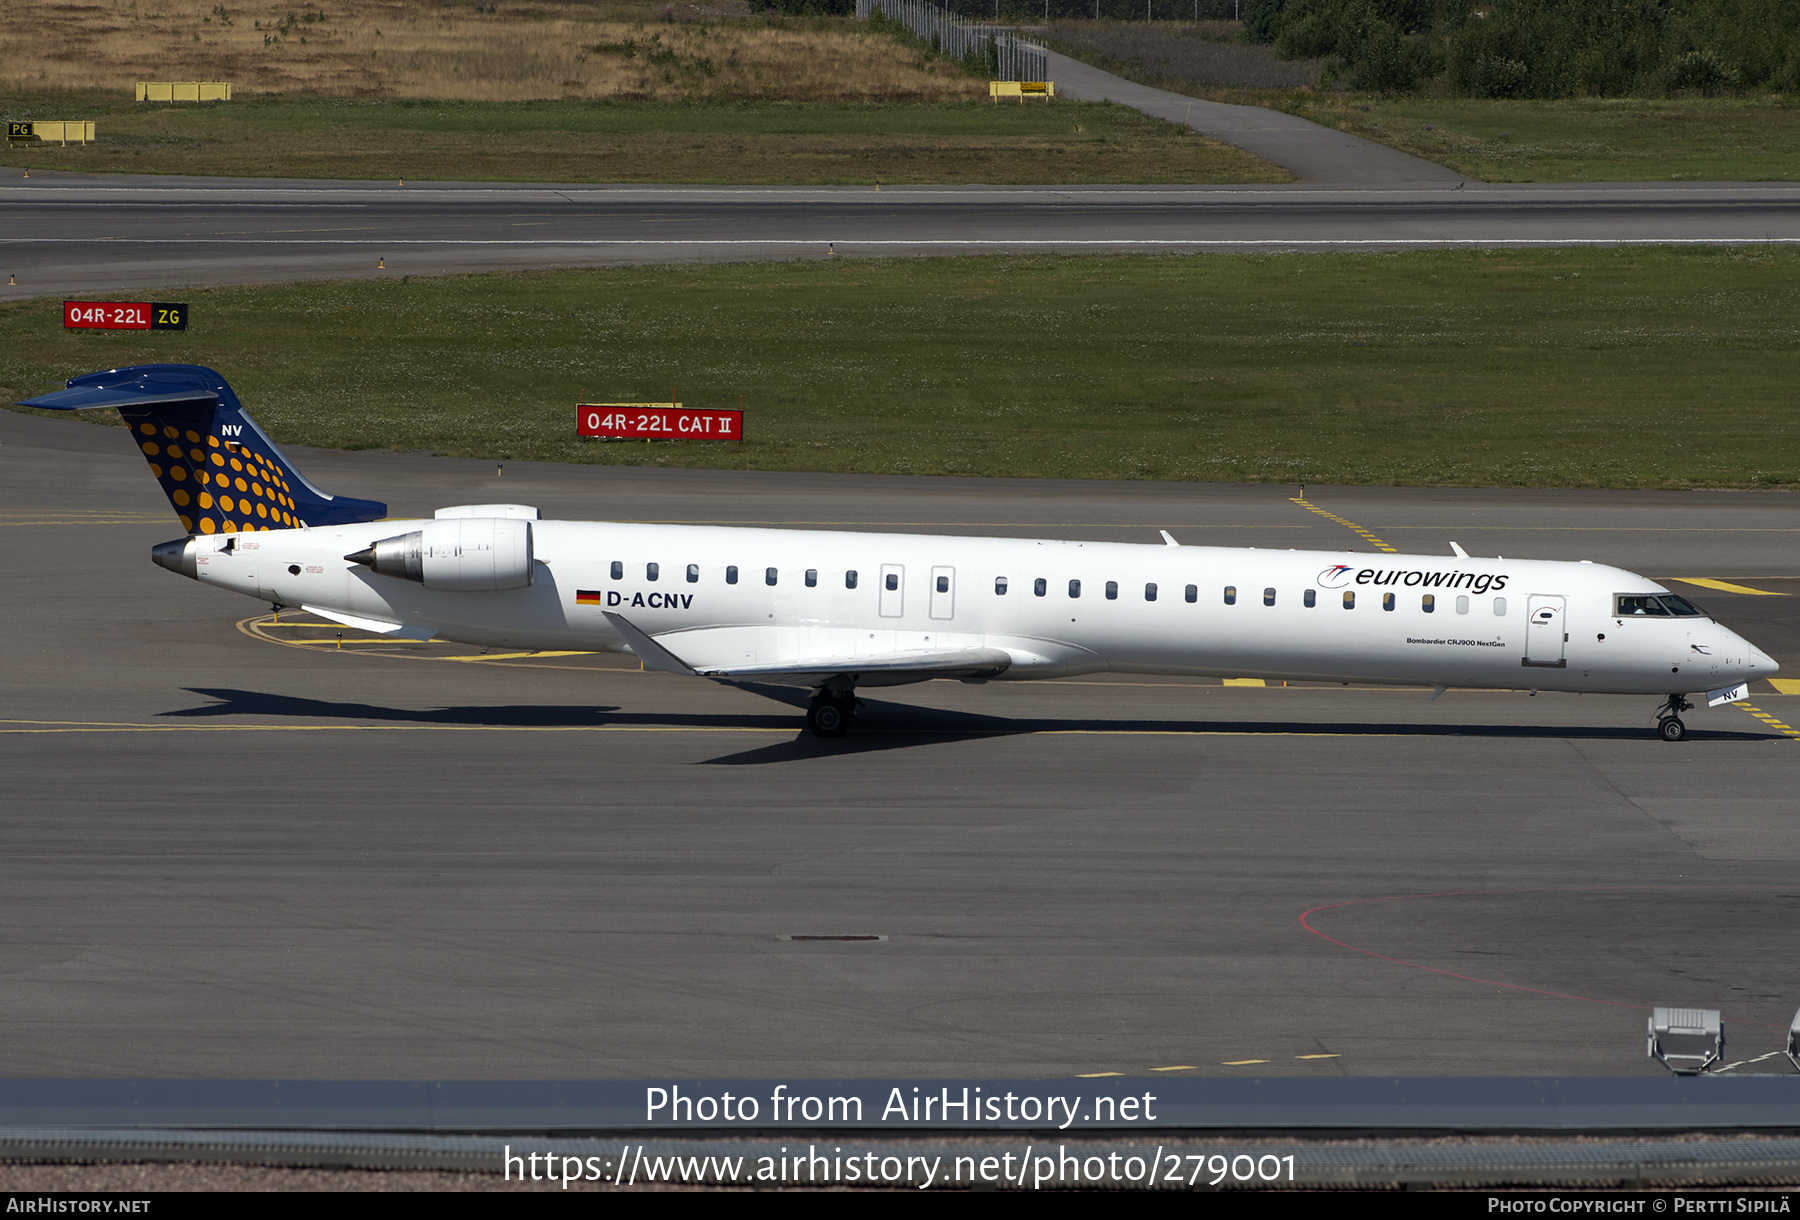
left=576, top=589, right=603, bottom=606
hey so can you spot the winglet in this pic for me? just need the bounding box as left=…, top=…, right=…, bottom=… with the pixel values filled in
left=1449, top=542, right=1469, bottom=558
left=1160, top=530, right=1179, bottom=547
left=603, top=612, right=697, bottom=676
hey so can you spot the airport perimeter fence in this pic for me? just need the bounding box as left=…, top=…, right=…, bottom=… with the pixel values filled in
left=858, top=0, right=1049, bottom=82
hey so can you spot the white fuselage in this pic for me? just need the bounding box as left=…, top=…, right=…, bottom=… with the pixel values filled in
left=184, top=519, right=1776, bottom=697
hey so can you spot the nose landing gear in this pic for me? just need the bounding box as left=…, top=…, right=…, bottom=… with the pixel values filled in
left=1654, top=694, right=1694, bottom=742
left=806, top=690, right=858, bottom=738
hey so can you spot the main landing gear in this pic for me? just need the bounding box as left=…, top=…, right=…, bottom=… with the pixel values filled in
left=806, top=690, right=858, bottom=738
left=1655, top=694, right=1694, bottom=743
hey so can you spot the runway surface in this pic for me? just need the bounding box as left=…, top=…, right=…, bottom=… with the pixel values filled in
left=4, top=407, right=1798, bottom=1081
left=5, top=172, right=1799, bottom=299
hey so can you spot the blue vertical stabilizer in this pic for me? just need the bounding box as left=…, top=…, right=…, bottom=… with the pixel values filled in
left=18, top=364, right=386, bottom=534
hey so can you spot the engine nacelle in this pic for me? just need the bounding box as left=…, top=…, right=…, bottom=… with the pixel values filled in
left=346, top=517, right=533, bottom=591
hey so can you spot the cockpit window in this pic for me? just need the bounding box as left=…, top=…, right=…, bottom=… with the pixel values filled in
left=1615, top=595, right=1670, bottom=617
left=1660, top=594, right=1705, bottom=617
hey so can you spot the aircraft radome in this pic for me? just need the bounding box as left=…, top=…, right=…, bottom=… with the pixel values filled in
left=24, top=364, right=1778, bottom=740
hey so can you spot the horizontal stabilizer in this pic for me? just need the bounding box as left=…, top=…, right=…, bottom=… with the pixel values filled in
left=20, top=383, right=219, bottom=411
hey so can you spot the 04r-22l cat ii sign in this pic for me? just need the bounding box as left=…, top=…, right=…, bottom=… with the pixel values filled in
left=23, top=364, right=1776, bottom=740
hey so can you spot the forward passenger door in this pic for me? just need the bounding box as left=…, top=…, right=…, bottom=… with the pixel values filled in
left=1524, top=595, right=1567, bottom=668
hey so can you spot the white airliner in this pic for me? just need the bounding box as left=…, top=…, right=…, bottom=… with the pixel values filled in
left=26, top=364, right=1778, bottom=741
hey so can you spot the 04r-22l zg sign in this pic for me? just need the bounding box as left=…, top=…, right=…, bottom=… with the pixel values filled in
left=578, top=403, right=742, bottom=440
left=64, top=301, right=189, bottom=331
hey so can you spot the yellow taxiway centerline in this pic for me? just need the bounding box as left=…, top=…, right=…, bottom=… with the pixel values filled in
left=1668, top=578, right=1789, bottom=596
left=1729, top=702, right=1800, bottom=740
left=1289, top=497, right=1398, bottom=553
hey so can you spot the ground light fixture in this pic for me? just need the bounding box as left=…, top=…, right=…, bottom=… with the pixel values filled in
left=1647, top=1006, right=1724, bottom=1075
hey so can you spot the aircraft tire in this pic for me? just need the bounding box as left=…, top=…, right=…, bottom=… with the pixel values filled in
left=807, top=698, right=850, bottom=738
left=1657, top=717, right=1686, bottom=743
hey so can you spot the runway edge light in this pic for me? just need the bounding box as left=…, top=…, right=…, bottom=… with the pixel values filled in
left=1647, top=1005, right=1723, bottom=1075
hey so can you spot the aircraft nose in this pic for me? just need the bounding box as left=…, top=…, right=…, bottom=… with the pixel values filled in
left=1725, top=625, right=1778, bottom=677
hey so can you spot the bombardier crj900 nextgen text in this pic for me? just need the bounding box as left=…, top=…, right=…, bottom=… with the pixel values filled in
left=27, top=364, right=1778, bottom=741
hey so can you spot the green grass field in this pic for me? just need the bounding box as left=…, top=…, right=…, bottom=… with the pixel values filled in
left=0, top=92, right=1284, bottom=184
left=5, top=248, right=1797, bottom=489
left=1288, top=94, right=1800, bottom=182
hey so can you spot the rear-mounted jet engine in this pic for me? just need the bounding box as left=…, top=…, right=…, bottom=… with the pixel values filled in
left=345, top=517, right=534, bottom=592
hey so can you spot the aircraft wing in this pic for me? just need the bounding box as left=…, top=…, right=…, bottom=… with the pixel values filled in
left=604, top=612, right=1012, bottom=687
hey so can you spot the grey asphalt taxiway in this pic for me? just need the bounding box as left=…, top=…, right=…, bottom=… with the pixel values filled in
left=5, top=172, right=1800, bottom=300
left=4, top=406, right=1798, bottom=1082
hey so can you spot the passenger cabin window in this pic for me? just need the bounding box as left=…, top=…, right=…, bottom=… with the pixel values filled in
left=1343, top=591, right=1356, bottom=609
left=1493, top=597, right=1507, bottom=616
left=1382, top=592, right=1395, bottom=611
left=1456, top=595, right=1469, bottom=614
left=1105, top=580, right=1118, bottom=600
left=610, top=560, right=623, bottom=580
left=936, top=575, right=949, bottom=593
left=886, top=573, right=899, bottom=592
left=686, top=564, right=699, bottom=583
left=846, top=570, right=858, bottom=589
left=1069, top=579, right=1082, bottom=599
left=1264, top=587, right=1276, bottom=607
left=766, top=567, right=778, bottom=586
left=1035, top=578, right=1047, bottom=597
left=805, top=569, right=818, bottom=588
left=1223, top=586, right=1237, bottom=606
left=1303, top=589, right=1316, bottom=608
left=646, top=562, right=659, bottom=582
left=995, top=576, right=1008, bottom=595
left=1422, top=593, right=1435, bottom=613
left=1185, top=584, right=1197, bottom=604
left=1145, top=583, right=1157, bottom=602
left=726, top=565, right=739, bottom=585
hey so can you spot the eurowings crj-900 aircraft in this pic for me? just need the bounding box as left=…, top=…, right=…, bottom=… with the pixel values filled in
left=26, top=364, right=1779, bottom=741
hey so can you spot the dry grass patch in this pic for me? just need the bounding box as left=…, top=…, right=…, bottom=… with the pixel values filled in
left=0, top=0, right=980, bottom=101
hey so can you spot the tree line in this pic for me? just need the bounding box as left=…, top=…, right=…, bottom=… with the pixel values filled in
left=1243, top=0, right=1800, bottom=95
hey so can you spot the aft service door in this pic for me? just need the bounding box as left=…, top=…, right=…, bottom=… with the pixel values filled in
left=879, top=564, right=904, bottom=618
left=1524, top=595, right=1567, bottom=667
left=929, top=566, right=955, bottom=620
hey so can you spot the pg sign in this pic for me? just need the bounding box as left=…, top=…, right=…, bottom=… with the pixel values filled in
left=578, top=403, right=742, bottom=441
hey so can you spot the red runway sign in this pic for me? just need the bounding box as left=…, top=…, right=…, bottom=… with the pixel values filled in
left=578, top=404, right=743, bottom=440
left=64, top=301, right=188, bottom=331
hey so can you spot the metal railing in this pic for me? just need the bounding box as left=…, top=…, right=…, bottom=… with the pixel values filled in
left=857, top=0, right=1048, bottom=83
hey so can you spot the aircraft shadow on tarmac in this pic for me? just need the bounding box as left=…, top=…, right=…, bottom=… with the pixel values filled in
left=165, top=688, right=1779, bottom=764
